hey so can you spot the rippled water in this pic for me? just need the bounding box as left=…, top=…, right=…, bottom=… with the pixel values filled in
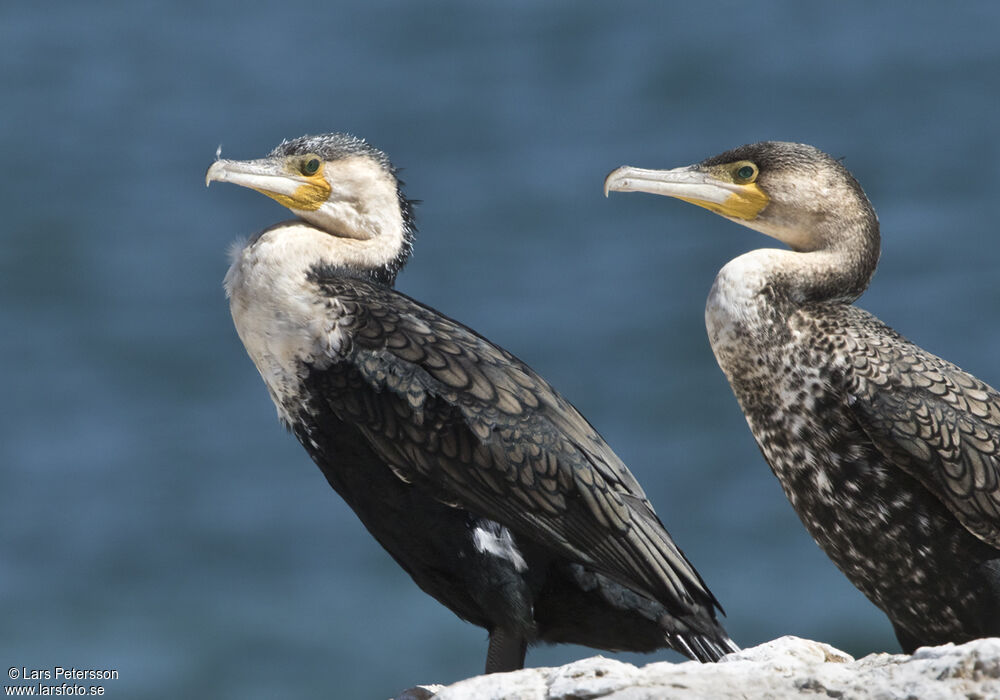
left=2, top=2, right=999, bottom=697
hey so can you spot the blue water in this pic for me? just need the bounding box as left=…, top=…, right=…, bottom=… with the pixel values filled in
left=2, top=2, right=999, bottom=697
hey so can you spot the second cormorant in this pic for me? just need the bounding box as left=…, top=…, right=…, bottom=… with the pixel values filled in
left=605, top=141, right=1000, bottom=652
left=207, top=133, right=736, bottom=672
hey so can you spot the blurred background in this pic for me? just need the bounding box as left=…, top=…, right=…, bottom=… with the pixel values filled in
left=3, top=1, right=999, bottom=697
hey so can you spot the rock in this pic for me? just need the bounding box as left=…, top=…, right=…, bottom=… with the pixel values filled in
left=395, top=685, right=446, bottom=700
left=394, top=636, right=1000, bottom=699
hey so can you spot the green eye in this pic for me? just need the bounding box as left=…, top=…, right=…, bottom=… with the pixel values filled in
left=301, top=157, right=321, bottom=176
left=736, top=164, right=756, bottom=181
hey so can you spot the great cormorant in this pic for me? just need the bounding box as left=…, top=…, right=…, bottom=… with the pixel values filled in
left=207, top=133, right=736, bottom=672
left=605, top=141, right=1000, bottom=652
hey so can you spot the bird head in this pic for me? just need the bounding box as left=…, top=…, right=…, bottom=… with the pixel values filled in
left=604, top=141, right=877, bottom=254
left=207, top=133, right=415, bottom=282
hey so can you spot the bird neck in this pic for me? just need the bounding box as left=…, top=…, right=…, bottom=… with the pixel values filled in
left=732, top=209, right=881, bottom=306
left=284, top=213, right=413, bottom=286
left=706, top=221, right=880, bottom=355
left=288, top=173, right=416, bottom=286
left=745, top=246, right=876, bottom=306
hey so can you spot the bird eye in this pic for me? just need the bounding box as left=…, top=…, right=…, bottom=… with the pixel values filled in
left=301, top=157, right=321, bottom=176
left=734, top=163, right=757, bottom=183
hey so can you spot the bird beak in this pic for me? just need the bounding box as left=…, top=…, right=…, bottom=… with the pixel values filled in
left=603, top=165, right=768, bottom=221
left=205, top=157, right=330, bottom=212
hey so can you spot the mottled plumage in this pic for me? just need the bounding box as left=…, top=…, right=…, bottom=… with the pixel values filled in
left=209, top=133, right=736, bottom=672
left=606, top=141, right=1000, bottom=651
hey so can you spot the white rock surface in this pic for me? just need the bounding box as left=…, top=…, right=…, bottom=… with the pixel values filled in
left=395, top=636, right=1000, bottom=700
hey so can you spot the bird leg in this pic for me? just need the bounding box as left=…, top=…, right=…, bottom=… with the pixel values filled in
left=485, top=628, right=527, bottom=673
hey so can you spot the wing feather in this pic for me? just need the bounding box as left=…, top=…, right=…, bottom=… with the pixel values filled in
left=308, top=273, right=717, bottom=614
left=837, top=307, right=1000, bottom=549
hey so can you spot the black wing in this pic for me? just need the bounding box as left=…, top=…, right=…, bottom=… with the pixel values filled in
left=307, top=272, right=719, bottom=617
left=838, top=307, right=1000, bottom=548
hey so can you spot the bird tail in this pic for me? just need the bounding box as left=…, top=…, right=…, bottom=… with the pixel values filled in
left=671, top=630, right=740, bottom=662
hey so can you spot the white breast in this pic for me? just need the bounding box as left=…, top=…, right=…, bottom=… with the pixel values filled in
left=224, top=222, right=353, bottom=425
left=705, top=249, right=781, bottom=353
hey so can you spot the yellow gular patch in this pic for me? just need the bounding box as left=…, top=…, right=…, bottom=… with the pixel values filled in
left=255, top=163, right=332, bottom=212
left=679, top=183, right=769, bottom=221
